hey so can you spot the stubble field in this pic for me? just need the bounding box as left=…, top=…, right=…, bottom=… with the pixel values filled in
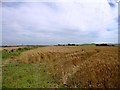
left=2, top=46, right=120, bottom=88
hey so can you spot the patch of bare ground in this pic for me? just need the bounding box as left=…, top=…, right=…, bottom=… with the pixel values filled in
left=18, top=46, right=120, bottom=88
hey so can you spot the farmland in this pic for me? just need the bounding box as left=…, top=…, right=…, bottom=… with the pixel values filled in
left=1, top=46, right=120, bottom=88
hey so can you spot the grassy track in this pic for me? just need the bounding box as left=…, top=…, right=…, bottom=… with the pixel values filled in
left=2, top=63, right=58, bottom=88
left=2, top=46, right=69, bottom=88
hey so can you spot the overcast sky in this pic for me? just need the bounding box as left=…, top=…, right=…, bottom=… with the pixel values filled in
left=2, top=0, right=118, bottom=45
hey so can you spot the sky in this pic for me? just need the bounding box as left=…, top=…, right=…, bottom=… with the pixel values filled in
left=1, top=0, right=118, bottom=45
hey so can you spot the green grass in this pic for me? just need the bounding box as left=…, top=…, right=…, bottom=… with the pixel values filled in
left=1, top=46, right=43, bottom=60
left=2, top=63, right=57, bottom=88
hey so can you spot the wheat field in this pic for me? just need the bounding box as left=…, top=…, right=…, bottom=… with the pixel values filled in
left=14, top=46, right=120, bottom=88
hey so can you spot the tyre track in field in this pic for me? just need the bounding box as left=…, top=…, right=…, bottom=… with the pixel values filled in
left=57, top=49, right=100, bottom=85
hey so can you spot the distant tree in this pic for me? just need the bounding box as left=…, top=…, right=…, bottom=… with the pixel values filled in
left=68, top=44, right=71, bottom=46
left=72, top=44, right=75, bottom=46
left=58, top=44, right=61, bottom=46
